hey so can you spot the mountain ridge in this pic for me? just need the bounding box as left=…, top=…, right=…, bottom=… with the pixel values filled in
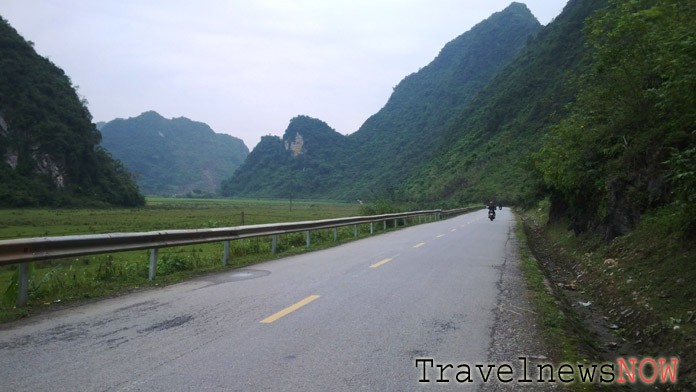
left=100, top=111, right=248, bottom=196
left=221, top=2, right=542, bottom=200
left=404, top=0, right=607, bottom=205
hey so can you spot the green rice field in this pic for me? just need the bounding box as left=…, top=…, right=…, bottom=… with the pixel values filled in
left=0, top=198, right=381, bottom=322
left=0, top=198, right=361, bottom=240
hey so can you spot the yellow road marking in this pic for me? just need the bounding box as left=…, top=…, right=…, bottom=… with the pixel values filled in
left=260, top=295, right=320, bottom=323
left=413, top=242, right=426, bottom=248
left=370, top=258, right=393, bottom=268
left=451, top=228, right=457, bottom=232
left=436, top=234, right=445, bottom=238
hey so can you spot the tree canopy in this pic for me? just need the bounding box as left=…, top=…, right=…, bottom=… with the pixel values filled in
left=534, top=0, right=696, bottom=236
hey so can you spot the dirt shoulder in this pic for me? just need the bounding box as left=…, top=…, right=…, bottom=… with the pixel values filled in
left=483, top=219, right=560, bottom=391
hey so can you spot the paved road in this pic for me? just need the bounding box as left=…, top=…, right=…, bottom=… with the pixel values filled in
left=0, top=209, right=519, bottom=391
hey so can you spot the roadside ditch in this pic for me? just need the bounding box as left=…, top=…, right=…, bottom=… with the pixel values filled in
left=518, top=210, right=694, bottom=391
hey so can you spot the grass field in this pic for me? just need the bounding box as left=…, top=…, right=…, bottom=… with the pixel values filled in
left=0, top=198, right=375, bottom=322
left=0, top=198, right=361, bottom=240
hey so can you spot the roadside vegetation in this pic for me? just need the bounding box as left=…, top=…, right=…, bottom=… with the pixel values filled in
left=0, top=198, right=435, bottom=323
left=513, top=211, right=595, bottom=391
left=519, top=200, right=696, bottom=389
left=533, top=0, right=696, bottom=240
left=510, top=2, right=696, bottom=388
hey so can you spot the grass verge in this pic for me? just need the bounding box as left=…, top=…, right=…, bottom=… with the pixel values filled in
left=514, top=211, right=601, bottom=391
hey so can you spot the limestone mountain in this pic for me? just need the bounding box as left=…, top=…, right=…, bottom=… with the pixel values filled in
left=221, top=2, right=541, bottom=200
left=0, top=16, right=144, bottom=207
left=100, top=111, right=248, bottom=196
left=405, top=0, right=609, bottom=205
left=348, top=1, right=542, bottom=197
left=221, top=115, right=353, bottom=198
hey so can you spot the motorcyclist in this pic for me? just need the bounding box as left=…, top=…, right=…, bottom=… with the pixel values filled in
left=488, top=201, right=496, bottom=216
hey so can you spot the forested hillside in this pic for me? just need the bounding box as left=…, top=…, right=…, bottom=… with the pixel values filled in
left=346, top=2, right=541, bottom=197
left=405, top=0, right=607, bottom=205
left=100, top=111, right=249, bottom=196
left=0, top=16, right=144, bottom=207
left=534, top=0, right=696, bottom=238
left=407, top=0, right=695, bottom=240
left=526, top=1, right=695, bottom=385
left=221, top=116, right=352, bottom=198
left=223, top=0, right=696, bottom=242
left=221, top=2, right=541, bottom=200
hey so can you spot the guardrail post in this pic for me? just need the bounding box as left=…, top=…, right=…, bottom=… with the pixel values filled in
left=0, top=209, right=467, bottom=284
left=223, top=241, right=230, bottom=266
left=17, top=262, right=29, bottom=307
left=149, top=248, right=158, bottom=281
left=272, top=235, right=277, bottom=254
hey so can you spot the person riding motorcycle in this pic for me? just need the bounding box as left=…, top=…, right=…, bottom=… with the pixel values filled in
left=487, top=201, right=496, bottom=220
left=488, top=201, right=496, bottom=215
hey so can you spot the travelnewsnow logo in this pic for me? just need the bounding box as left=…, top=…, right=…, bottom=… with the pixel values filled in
left=415, top=357, right=679, bottom=385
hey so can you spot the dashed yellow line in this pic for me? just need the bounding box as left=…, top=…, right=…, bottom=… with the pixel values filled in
left=413, top=242, right=426, bottom=248
left=436, top=234, right=445, bottom=238
left=370, top=258, right=393, bottom=268
left=451, top=228, right=457, bottom=232
left=260, top=295, right=320, bottom=323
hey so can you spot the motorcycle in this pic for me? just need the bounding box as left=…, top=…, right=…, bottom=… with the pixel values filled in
left=488, top=210, right=496, bottom=221
left=499, top=205, right=502, bottom=210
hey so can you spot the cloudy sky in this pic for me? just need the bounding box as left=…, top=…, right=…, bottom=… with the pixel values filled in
left=2, top=0, right=568, bottom=149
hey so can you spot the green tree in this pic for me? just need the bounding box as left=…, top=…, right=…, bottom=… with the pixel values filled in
left=534, top=0, right=696, bottom=236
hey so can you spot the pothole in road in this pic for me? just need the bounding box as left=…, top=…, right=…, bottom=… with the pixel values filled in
left=140, top=315, right=193, bottom=333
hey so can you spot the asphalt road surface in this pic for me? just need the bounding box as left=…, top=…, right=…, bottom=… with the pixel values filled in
left=0, top=209, right=528, bottom=391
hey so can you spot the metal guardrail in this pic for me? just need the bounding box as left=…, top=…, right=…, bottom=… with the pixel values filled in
left=0, top=206, right=482, bottom=306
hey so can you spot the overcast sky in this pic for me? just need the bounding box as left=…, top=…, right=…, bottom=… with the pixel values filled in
left=2, top=0, right=567, bottom=149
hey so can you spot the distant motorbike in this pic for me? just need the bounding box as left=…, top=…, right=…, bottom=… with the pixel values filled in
left=499, top=205, right=502, bottom=210
left=488, top=210, right=496, bottom=221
